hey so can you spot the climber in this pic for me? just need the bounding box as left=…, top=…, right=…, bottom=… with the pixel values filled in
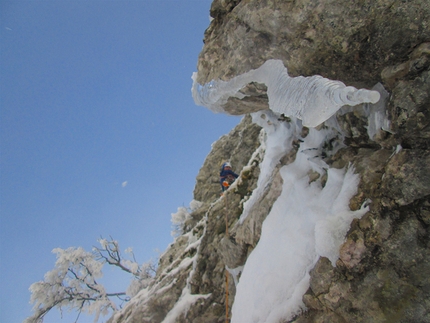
left=220, top=162, right=239, bottom=191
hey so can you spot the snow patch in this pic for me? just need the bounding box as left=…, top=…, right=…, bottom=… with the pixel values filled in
left=239, top=110, right=297, bottom=223
left=396, top=144, right=403, bottom=154
left=161, top=288, right=210, bottom=323
left=226, top=265, right=244, bottom=287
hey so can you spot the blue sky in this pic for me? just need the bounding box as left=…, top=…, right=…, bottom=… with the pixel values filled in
left=0, top=1, right=240, bottom=322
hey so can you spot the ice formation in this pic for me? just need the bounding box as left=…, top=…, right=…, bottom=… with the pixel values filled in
left=191, top=60, right=377, bottom=322
left=230, top=112, right=368, bottom=323
left=365, top=82, right=391, bottom=140
left=192, top=59, right=381, bottom=127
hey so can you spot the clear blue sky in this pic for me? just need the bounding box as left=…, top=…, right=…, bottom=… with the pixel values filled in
left=0, top=1, right=240, bottom=322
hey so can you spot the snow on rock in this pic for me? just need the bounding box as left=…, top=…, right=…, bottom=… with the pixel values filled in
left=238, top=109, right=296, bottom=224
left=108, top=214, right=209, bottom=323
left=161, top=285, right=210, bottom=323
left=161, top=210, right=211, bottom=323
left=231, top=114, right=368, bottom=323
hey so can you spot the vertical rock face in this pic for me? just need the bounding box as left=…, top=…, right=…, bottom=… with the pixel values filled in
left=110, top=1, right=429, bottom=322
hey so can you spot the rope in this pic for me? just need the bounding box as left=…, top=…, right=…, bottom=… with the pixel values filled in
left=225, top=271, right=229, bottom=323
left=224, top=182, right=230, bottom=323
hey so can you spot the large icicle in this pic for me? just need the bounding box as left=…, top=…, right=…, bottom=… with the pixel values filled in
left=192, top=60, right=380, bottom=127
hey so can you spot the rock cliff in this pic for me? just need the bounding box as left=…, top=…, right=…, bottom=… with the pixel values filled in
left=109, top=0, right=429, bottom=322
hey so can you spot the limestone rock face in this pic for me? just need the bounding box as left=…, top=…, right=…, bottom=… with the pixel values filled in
left=199, top=0, right=430, bottom=86
left=109, top=1, right=429, bottom=322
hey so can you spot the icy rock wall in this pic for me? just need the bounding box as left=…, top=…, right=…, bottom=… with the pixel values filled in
left=191, top=0, right=429, bottom=321
left=109, top=1, right=430, bottom=322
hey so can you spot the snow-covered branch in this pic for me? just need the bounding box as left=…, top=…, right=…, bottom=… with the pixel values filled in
left=24, top=238, right=156, bottom=323
left=93, top=237, right=140, bottom=277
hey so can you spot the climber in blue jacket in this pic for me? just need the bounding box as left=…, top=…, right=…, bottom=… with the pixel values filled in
left=220, top=162, right=239, bottom=191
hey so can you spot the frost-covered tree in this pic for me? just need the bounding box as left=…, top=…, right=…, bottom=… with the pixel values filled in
left=170, top=200, right=202, bottom=237
left=171, top=206, right=192, bottom=237
left=24, top=237, right=156, bottom=323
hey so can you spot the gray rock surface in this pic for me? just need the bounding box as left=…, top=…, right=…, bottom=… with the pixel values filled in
left=199, top=0, right=430, bottom=86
